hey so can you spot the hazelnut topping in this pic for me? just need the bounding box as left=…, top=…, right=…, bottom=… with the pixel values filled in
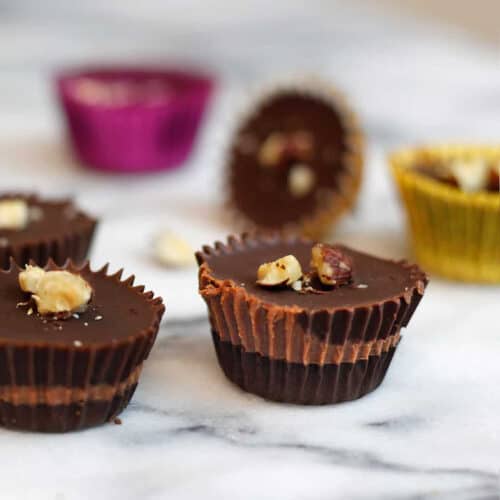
left=258, top=132, right=288, bottom=168
left=258, top=130, right=314, bottom=168
left=449, top=159, right=491, bottom=193
left=19, top=265, right=92, bottom=317
left=0, top=199, right=29, bottom=230
left=288, top=164, right=316, bottom=198
left=256, top=255, right=303, bottom=287
left=311, top=243, right=353, bottom=286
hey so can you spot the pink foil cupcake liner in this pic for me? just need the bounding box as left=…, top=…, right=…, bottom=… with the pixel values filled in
left=56, top=67, right=214, bottom=173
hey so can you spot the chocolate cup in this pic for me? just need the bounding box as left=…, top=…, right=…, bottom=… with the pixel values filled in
left=225, top=80, right=364, bottom=239
left=197, top=233, right=427, bottom=405
left=212, top=330, right=398, bottom=405
left=0, top=260, right=165, bottom=432
left=0, top=194, right=97, bottom=270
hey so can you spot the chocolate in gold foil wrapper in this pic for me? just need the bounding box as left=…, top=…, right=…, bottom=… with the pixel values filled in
left=390, top=146, right=500, bottom=283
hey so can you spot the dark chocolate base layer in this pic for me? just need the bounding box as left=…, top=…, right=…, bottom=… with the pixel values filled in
left=0, top=383, right=137, bottom=433
left=212, top=330, right=397, bottom=405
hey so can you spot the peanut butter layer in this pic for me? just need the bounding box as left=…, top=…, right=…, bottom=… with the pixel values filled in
left=213, top=328, right=400, bottom=364
left=0, top=364, right=141, bottom=406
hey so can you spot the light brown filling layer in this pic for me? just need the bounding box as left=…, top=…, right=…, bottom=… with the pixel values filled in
left=215, top=327, right=400, bottom=365
left=0, top=364, right=142, bottom=406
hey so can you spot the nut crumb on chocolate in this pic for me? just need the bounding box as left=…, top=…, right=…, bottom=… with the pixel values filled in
left=288, top=164, right=316, bottom=198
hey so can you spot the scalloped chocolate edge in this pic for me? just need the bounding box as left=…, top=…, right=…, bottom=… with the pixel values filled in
left=0, top=259, right=165, bottom=432
left=197, top=233, right=427, bottom=365
left=0, top=193, right=98, bottom=270
left=223, top=78, right=364, bottom=239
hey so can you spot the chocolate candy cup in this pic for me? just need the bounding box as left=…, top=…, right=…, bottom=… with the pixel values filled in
left=0, top=194, right=97, bottom=271
left=197, top=234, right=427, bottom=405
left=390, top=145, right=500, bottom=283
left=56, top=67, right=214, bottom=173
left=225, top=80, right=364, bottom=238
left=0, top=260, right=165, bottom=432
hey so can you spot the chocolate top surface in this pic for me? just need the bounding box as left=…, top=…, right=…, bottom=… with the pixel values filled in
left=0, top=264, right=162, bottom=347
left=0, top=195, right=95, bottom=246
left=228, top=92, right=349, bottom=229
left=202, top=238, right=424, bottom=310
left=414, top=164, right=500, bottom=193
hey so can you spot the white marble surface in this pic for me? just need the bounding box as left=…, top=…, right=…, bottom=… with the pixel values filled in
left=0, top=2, right=500, bottom=499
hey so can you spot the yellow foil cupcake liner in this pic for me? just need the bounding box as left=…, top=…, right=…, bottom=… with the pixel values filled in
left=390, top=146, right=500, bottom=283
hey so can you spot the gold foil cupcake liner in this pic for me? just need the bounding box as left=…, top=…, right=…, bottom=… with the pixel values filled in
left=224, top=77, right=364, bottom=239
left=390, top=146, right=500, bottom=283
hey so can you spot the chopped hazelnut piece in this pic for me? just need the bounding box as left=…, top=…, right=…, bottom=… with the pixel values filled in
left=449, top=159, right=490, bottom=193
left=257, top=255, right=303, bottom=287
left=0, top=199, right=29, bottom=230
left=154, top=231, right=195, bottom=268
left=288, top=164, right=316, bottom=198
left=258, top=132, right=287, bottom=168
left=311, top=243, right=353, bottom=287
left=19, top=265, right=92, bottom=317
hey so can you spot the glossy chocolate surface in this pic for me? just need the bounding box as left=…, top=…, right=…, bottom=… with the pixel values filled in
left=0, top=265, right=160, bottom=347
left=204, top=239, right=423, bottom=309
left=228, top=93, right=348, bottom=228
left=0, top=194, right=95, bottom=246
